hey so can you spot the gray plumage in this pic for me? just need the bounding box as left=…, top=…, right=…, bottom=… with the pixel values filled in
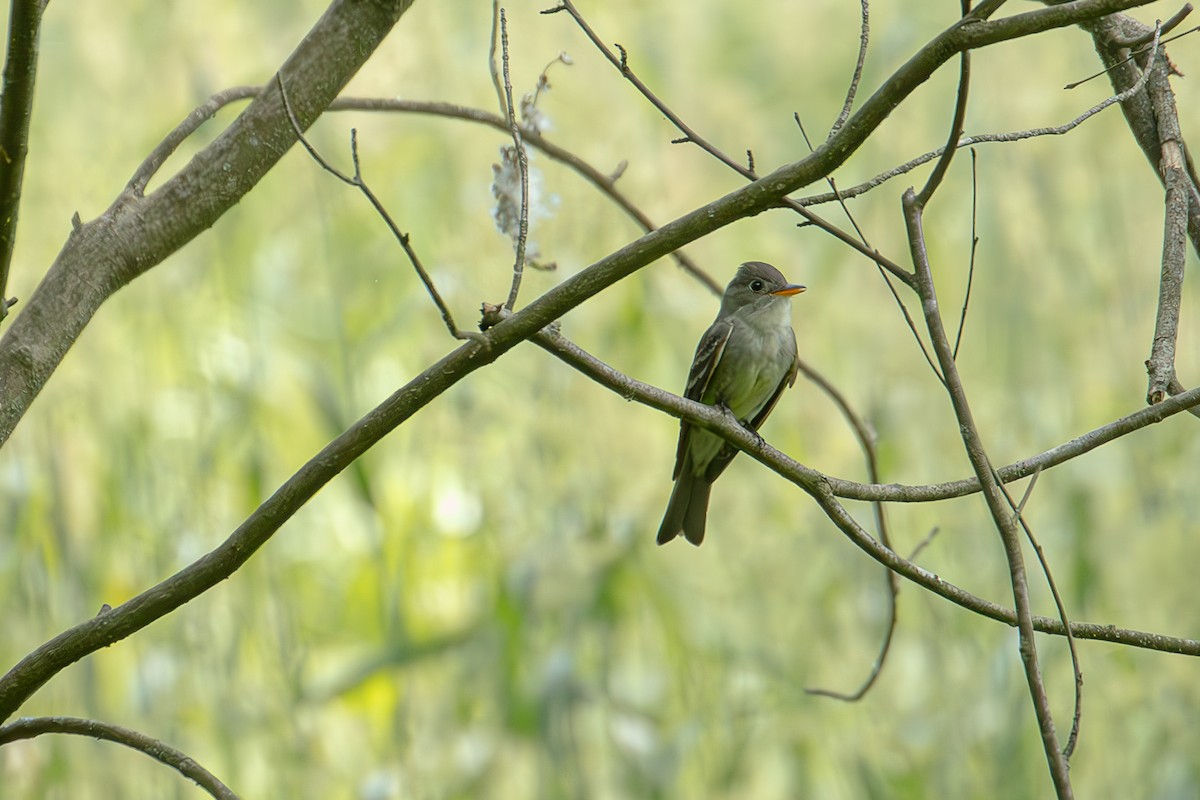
left=657, top=261, right=804, bottom=546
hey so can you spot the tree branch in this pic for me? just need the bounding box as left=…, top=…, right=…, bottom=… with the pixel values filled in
left=0, top=0, right=1156, bottom=449
left=904, top=188, right=1071, bottom=798
left=0, top=716, right=238, bottom=799
left=1078, top=11, right=1200, bottom=258
left=0, top=0, right=49, bottom=320
left=513, top=320, right=1200, bottom=653
left=0, top=0, right=419, bottom=447
left=1144, top=42, right=1188, bottom=403
left=0, top=0, right=1169, bottom=719
left=828, top=383, right=1200, bottom=501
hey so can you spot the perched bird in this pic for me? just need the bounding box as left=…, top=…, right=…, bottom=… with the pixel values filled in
left=657, top=261, right=805, bottom=546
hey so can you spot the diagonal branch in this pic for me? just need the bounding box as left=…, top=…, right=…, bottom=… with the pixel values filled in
left=0, top=0, right=1154, bottom=448
left=0, top=0, right=419, bottom=447
left=4, top=301, right=1198, bottom=723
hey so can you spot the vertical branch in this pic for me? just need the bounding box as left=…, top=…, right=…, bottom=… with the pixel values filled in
left=903, top=189, right=1073, bottom=799
left=488, top=0, right=508, bottom=117
left=953, top=149, right=981, bottom=360
left=799, top=360, right=899, bottom=702
left=1144, top=40, right=1187, bottom=403
left=0, top=0, right=49, bottom=320
left=499, top=9, right=530, bottom=311
left=916, top=0, right=973, bottom=206
left=828, top=0, right=870, bottom=138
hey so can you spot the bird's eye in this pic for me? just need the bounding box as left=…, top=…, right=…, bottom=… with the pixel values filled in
left=749, top=279, right=765, bottom=292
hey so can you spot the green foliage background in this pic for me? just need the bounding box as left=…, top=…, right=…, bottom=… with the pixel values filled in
left=2, top=1, right=1199, bottom=798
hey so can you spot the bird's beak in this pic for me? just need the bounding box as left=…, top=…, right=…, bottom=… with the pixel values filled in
left=771, top=284, right=806, bottom=297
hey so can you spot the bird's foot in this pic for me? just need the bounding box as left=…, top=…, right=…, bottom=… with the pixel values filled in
left=716, top=403, right=765, bottom=449
left=744, top=425, right=766, bottom=450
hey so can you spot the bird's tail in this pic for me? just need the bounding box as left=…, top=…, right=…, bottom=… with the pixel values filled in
left=656, top=471, right=712, bottom=546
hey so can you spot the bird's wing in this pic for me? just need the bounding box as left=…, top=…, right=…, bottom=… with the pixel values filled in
left=701, top=327, right=798, bottom=483
left=747, top=326, right=799, bottom=432
left=671, top=319, right=734, bottom=480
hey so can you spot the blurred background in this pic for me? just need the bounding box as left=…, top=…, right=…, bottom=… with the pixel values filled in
left=2, top=1, right=1199, bottom=797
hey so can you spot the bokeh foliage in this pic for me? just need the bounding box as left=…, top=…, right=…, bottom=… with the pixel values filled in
left=2, top=1, right=1199, bottom=798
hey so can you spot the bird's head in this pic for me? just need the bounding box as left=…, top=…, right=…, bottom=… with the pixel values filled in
left=720, top=261, right=806, bottom=316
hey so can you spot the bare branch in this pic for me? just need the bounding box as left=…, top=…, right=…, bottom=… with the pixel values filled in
left=0, top=0, right=421, bottom=448
left=795, top=114, right=936, bottom=375
left=277, top=77, right=481, bottom=341
left=488, top=0, right=507, bottom=116
left=0, top=716, right=239, bottom=799
left=508, top=318, right=1200, bottom=655
left=0, top=0, right=49, bottom=321
left=329, top=96, right=721, bottom=293
left=1144, top=30, right=1187, bottom=403
left=1080, top=12, right=1200, bottom=258
left=499, top=9, right=531, bottom=311
left=829, top=0, right=870, bottom=139
left=829, top=383, right=1200, bottom=502
left=953, top=149, right=980, bottom=360
left=799, top=33, right=1163, bottom=210
left=916, top=0, right=973, bottom=207
left=127, top=86, right=261, bottom=194
left=904, top=187, right=1072, bottom=798
left=557, top=0, right=918, bottom=288
left=798, top=359, right=899, bottom=702
left=1167, top=377, right=1200, bottom=418
left=998, top=469, right=1086, bottom=761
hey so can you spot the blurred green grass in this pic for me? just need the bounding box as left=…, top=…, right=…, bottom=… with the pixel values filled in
left=2, top=1, right=1199, bottom=798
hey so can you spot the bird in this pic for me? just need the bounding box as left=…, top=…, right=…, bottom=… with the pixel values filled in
left=656, top=261, right=804, bottom=546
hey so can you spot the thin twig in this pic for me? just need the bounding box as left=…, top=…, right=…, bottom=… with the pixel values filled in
left=1065, top=18, right=1194, bottom=88
left=276, top=76, right=481, bottom=342
left=908, top=526, right=941, bottom=561
left=551, top=0, right=918, bottom=288
left=0, top=716, right=239, bottom=799
left=1014, top=465, right=1042, bottom=518
left=916, top=0, right=972, bottom=207
left=953, top=149, right=980, bottom=360
left=829, top=0, right=870, bottom=138
left=797, top=112, right=939, bottom=380
left=798, top=48, right=1164, bottom=210
left=488, top=0, right=507, bottom=117
left=329, top=96, right=721, bottom=294
left=499, top=9, right=531, bottom=312
left=127, top=86, right=261, bottom=194
left=996, top=467, right=1085, bottom=761
left=798, top=359, right=899, bottom=702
